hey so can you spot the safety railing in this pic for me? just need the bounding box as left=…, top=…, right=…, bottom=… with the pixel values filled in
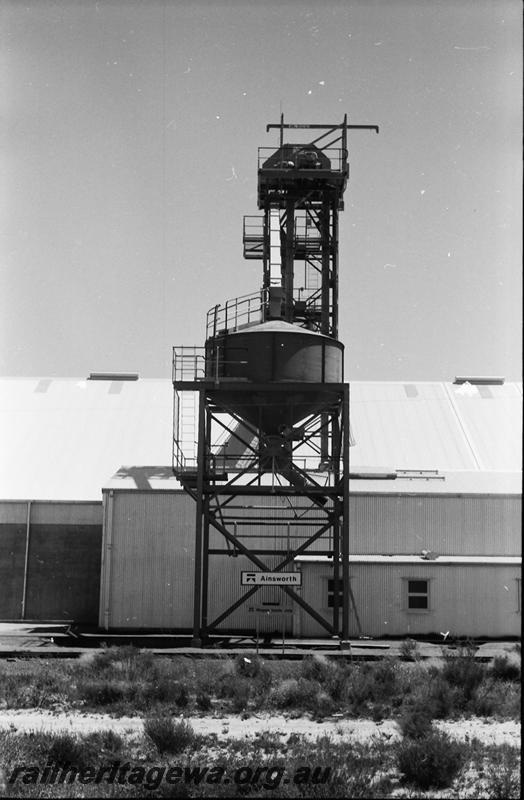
left=206, top=286, right=327, bottom=340
left=172, top=347, right=204, bottom=472
left=173, top=449, right=339, bottom=479
left=172, top=346, right=206, bottom=382
left=206, top=290, right=267, bottom=339
left=258, top=147, right=346, bottom=173
left=242, top=216, right=265, bottom=259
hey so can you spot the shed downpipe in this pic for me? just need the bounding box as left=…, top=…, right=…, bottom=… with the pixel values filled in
left=21, top=500, right=31, bottom=620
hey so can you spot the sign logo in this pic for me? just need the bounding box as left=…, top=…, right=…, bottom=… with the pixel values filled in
left=241, top=571, right=302, bottom=586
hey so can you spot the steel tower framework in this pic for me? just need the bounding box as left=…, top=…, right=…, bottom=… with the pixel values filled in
left=173, top=117, right=378, bottom=645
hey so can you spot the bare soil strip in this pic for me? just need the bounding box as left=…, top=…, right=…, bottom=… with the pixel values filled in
left=0, top=711, right=519, bottom=747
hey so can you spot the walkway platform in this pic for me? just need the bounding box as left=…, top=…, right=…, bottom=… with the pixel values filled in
left=0, top=624, right=518, bottom=661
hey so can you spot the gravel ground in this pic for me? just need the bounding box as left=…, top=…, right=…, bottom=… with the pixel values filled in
left=0, top=710, right=520, bottom=747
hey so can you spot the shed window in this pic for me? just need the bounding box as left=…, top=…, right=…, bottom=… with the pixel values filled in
left=407, top=579, right=429, bottom=610
left=327, top=578, right=344, bottom=608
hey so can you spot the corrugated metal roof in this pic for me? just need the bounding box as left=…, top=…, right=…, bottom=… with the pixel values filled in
left=101, top=467, right=521, bottom=496
left=1, top=377, right=521, bottom=501
left=444, top=382, right=522, bottom=471
left=347, top=471, right=522, bottom=495
left=0, top=378, right=173, bottom=501
left=349, top=381, right=522, bottom=472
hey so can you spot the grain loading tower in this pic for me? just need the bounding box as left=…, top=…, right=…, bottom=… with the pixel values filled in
left=173, top=116, right=378, bottom=644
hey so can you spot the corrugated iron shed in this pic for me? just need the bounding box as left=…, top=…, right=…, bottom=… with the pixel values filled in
left=0, top=377, right=521, bottom=501
left=348, top=381, right=522, bottom=472
left=0, top=378, right=172, bottom=500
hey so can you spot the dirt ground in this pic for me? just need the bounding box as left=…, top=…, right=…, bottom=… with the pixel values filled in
left=0, top=709, right=520, bottom=747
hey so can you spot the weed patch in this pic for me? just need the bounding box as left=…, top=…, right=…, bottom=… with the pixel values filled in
left=196, top=691, right=212, bottom=711
left=489, top=655, right=521, bottom=682
left=483, top=743, right=521, bottom=799
left=398, top=706, right=434, bottom=739
left=144, top=717, right=197, bottom=755
left=216, top=673, right=251, bottom=711
left=397, top=730, right=466, bottom=789
left=442, top=646, right=486, bottom=702
left=399, top=638, right=419, bottom=661
left=268, top=677, right=323, bottom=711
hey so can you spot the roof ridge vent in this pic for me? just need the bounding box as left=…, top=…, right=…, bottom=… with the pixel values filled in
left=88, top=373, right=139, bottom=381
left=453, top=376, right=505, bottom=385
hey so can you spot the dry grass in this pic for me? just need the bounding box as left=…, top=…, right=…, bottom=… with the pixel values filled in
left=0, top=724, right=520, bottom=798
left=0, top=647, right=520, bottom=724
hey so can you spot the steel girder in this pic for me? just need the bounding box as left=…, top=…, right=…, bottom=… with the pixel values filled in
left=173, top=380, right=350, bottom=645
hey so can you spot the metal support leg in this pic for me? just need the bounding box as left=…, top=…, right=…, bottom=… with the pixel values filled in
left=333, top=508, right=340, bottom=635
left=192, top=389, right=206, bottom=646
left=201, top=504, right=210, bottom=641
left=342, top=383, right=350, bottom=640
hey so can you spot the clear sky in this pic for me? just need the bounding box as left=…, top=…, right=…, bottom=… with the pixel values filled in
left=1, top=0, right=522, bottom=381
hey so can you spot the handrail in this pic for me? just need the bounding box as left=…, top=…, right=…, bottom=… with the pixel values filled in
left=206, top=289, right=267, bottom=339
left=172, top=346, right=206, bottom=382
left=205, top=285, right=326, bottom=340
left=258, top=147, right=346, bottom=173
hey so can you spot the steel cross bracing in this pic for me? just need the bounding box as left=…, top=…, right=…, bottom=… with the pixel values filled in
left=241, top=114, right=379, bottom=338
left=173, top=117, right=378, bottom=645
left=172, top=375, right=351, bottom=643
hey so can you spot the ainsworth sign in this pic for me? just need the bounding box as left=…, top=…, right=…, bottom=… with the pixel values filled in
left=241, top=571, right=302, bottom=586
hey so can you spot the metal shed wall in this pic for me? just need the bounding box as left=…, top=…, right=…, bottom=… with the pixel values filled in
left=348, top=494, right=521, bottom=556
left=99, top=491, right=195, bottom=630
left=297, top=561, right=521, bottom=638
left=99, top=490, right=300, bottom=632
left=0, top=501, right=102, bottom=622
left=99, top=488, right=521, bottom=633
left=207, top=554, right=296, bottom=634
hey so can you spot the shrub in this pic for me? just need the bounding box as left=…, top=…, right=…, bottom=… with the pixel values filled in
left=87, top=729, right=124, bottom=757
left=471, top=678, right=521, bottom=720
left=196, top=691, right=212, bottom=711
left=193, top=660, right=224, bottom=696
left=266, top=676, right=337, bottom=716
left=268, top=677, right=320, bottom=710
left=341, top=668, right=375, bottom=716
left=489, top=655, right=521, bottom=682
left=144, top=717, right=196, bottom=755
left=312, top=690, right=336, bottom=718
left=428, top=674, right=466, bottom=717
left=216, top=673, right=251, bottom=711
left=372, top=658, right=398, bottom=695
left=87, top=645, right=160, bottom=684
left=397, top=730, right=466, bottom=789
left=340, top=660, right=400, bottom=718
left=0, top=662, right=70, bottom=709
left=233, top=654, right=272, bottom=704
left=47, top=732, right=91, bottom=772
left=79, top=678, right=132, bottom=706
left=300, top=654, right=336, bottom=683
left=399, top=706, right=434, bottom=739
left=89, top=644, right=138, bottom=670
left=287, top=735, right=393, bottom=799
left=484, top=744, right=521, bottom=799
left=442, top=652, right=485, bottom=702
left=231, top=682, right=250, bottom=712
left=143, top=678, right=189, bottom=707
left=234, top=653, right=262, bottom=678
left=399, top=638, right=419, bottom=661
left=470, top=678, right=498, bottom=717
